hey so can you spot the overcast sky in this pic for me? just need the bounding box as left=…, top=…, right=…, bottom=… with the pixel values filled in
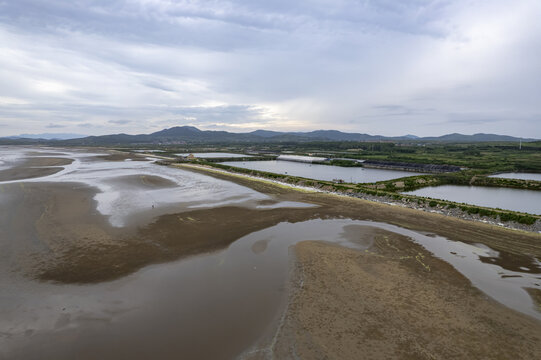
left=0, top=0, right=540, bottom=137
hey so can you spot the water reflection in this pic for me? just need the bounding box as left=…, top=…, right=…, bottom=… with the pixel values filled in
left=489, top=172, right=541, bottom=181
left=220, top=160, right=424, bottom=183
left=2, top=219, right=540, bottom=360
left=404, top=185, right=541, bottom=215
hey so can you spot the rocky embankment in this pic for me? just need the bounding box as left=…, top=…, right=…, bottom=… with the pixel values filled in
left=347, top=191, right=541, bottom=233
left=175, top=162, right=541, bottom=233
left=362, top=160, right=462, bottom=173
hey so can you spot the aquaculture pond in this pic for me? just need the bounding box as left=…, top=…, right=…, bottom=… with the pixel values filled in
left=176, top=152, right=252, bottom=158
left=219, top=160, right=424, bottom=183
left=488, top=173, right=541, bottom=181
left=404, top=185, right=541, bottom=215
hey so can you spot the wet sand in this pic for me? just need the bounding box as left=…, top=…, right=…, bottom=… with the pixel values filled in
left=106, top=174, right=179, bottom=189
left=4, top=161, right=540, bottom=285
left=270, top=237, right=541, bottom=359
left=0, top=180, right=313, bottom=283
left=0, top=182, right=126, bottom=280
left=13, top=164, right=541, bottom=284
left=2, top=153, right=541, bottom=359
left=176, top=164, right=541, bottom=259
left=96, top=152, right=149, bottom=161
left=0, top=157, right=72, bottom=181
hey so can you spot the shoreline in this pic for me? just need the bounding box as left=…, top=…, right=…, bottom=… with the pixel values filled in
left=171, top=163, right=541, bottom=259
left=268, top=238, right=541, bottom=359
left=171, top=162, right=541, bottom=233
left=3, top=147, right=541, bottom=359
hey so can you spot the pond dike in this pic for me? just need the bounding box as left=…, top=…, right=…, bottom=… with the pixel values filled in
left=362, top=160, right=462, bottom=173
left=168, top=162, right=541, bottom=233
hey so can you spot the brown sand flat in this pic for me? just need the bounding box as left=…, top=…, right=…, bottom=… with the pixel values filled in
left=4, top=163, right=539, bottom=284
left=105, top=174, right=178, bottom=189
left=0, top=181, right=320, bottom=283
left=96, top=152, right=148, bottom=161
left=271, top=236, right=541, bottom=359
left=3, top=159, right=541, bottom=359
left=0, top=182, right=125, bottom=277
left=39, top=205, right=320, bottom=283
left=177, top=164, right=541, bottom=258
left=0, top=166, right=64, bottom=181
left=21, top=157, right=73, bottom=167
left=0, top=157, right=72, bottom=181
left=25, top=151, right=68, bottom=156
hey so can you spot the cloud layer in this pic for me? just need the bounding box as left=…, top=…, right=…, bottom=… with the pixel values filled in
left=0, top=0, right=540, bottom=137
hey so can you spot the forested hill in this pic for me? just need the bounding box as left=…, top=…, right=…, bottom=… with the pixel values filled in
left=1, top=126, right=536, bottom=145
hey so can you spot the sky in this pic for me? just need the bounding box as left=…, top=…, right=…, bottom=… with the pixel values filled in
left=0, top=0, right=540, bottom=137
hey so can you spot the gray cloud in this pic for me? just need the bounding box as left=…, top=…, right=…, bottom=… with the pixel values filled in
left=372, top=105, right=436, bottom=117
left=108, top=119, right=132, bottom=125
left=0, top=0, right=540, bottom=137
left=45, top=123, right=66, bottom=128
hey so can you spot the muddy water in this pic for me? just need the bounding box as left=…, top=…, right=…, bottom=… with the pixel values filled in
left=2, top=147, right=541, bottom=359
left=0, top=147, right=310, bottom=228
left=2, top=219, right=541, bottom=359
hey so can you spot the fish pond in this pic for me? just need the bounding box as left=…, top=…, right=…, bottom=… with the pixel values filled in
left=219, top=160, right=424, bottom=183
left=176, top=152, right=253, bottom=158
left=489, top=173, right=541, bottom=181
left=404, top=185, right=541, bottom=215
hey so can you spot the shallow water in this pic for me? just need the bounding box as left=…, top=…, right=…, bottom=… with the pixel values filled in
left=2, top=147, right=541, bottom=359
left=404, top=185, right=541, bottom=215
left=0, top=147, right=309, bottom=227
left=1, top=218, right=539, bottom=360
left=489, top=172, right=541, bottom=181
left=220, top=160, right=424, bottom=183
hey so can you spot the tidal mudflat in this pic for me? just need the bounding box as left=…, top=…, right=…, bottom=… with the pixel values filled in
left=1, top=147, right=541, bottom=359
left=220, top=159, right=424, bottom=183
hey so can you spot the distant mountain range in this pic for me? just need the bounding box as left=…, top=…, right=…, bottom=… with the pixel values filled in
left=3, top=133, right=85, bottom=140
left=0, top=126, right=537, bottom=145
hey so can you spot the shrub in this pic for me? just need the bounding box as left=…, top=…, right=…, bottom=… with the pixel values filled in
left=478, top=209, right=493, bottom=217
left=385, top=183, right=396, bottom=191
left=518, top=216, right=536, bottom=225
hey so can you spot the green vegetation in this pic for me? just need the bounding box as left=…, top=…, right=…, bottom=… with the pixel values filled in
left=327, top=159, right=363, bottom=167
left=168, top=159, right=540, bottom=227
left=149, top=139, right=541, bottom=227
left=267, top=141, right=541, bottom=173
left=368, top=171, right=541, bottom=194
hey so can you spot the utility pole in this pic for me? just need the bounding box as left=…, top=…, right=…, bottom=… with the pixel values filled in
left=519, top=140, right=522, bottom=150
